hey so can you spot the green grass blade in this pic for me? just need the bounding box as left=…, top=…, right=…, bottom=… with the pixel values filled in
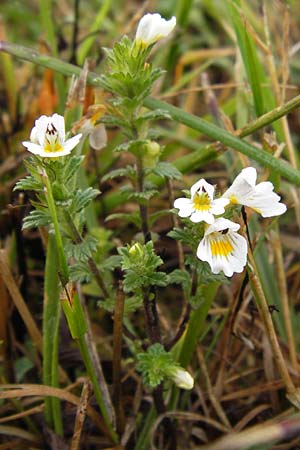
left=227, top=0, right=265, bottom=117
left=143, top=97, right=300, bottom=185
left=43, top=234, right=62, bottom=434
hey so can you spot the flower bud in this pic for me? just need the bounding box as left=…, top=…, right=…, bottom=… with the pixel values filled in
left=128, top=242, right=143, bottom=257
left=172, top=368, right=194, bottom=390
left=135, top=13, right=176, bottom=47
left=143, top=141, right=161, bottom=168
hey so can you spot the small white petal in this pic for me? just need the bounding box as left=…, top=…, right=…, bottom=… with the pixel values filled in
left=51, top=113, right=66, bottom=142
left=191, top=178, right=214, bottom=200
left=210, top=197, right=229, bottom=215
left=63, top=133, right=82, bottom=152
left=174, top=198, right=194, bottom=217
left=22, top=141, right=43, bottom=155
left=34, top=115, right=49, bottom=146
left=190, top=210, right=214, bottom=224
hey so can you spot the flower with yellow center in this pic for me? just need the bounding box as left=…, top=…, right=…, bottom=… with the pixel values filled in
left=222, top=167, right=287, bottom=217
left=22, top=113, right=82, bottom=158
left=174, top=179, right=229, bottom=224
left=197, top=218, right=248, bottom=277
left=135, top=13, right=176, bottom=47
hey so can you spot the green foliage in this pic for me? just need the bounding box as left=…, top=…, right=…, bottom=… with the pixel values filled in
left=101, top=166, right=137, bottom=182
left=120, top=185, right=159, bottom=204
left=118, top=242, right=168, bottom=293
left=100, top=36, right=163, bottom=107
left=136, top=343, right=178, bottom=388
left=105, top=212, right=141, bottom=227
left=169, top=269, right=191, bottom=292
left=168, top=223, right=205, bottom=251
left=62, top=156, right=85, bottom=183
left=14, top=175, right=43, bottom=192
left=70, top=188, right=100, bottom=214
left=69, top=263, right=92, bottom=283
left=22, top=208, right=52, bottom=230
left=65, top=236, right=98, bottom=262
left=148, top=161, right=182, bottom=180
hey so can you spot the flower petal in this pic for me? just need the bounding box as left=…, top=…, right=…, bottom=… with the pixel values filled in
left=51, top=113, right=66, bottom=142
left=191, top=178, right=214, bottom=200
left=190, top=210, right=214, bottom=224
left=63, top=133, right=82, bottom=152
left=22, top=141, right=43, bottom=155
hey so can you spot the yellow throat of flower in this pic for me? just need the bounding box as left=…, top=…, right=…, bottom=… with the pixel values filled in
left=44, top=140, right=63, bottom=153
left=44, top=126, right=63, bottom=153
left=210, top=237, right=233, bottom=257
left=193, top=192, right=211, bottom=211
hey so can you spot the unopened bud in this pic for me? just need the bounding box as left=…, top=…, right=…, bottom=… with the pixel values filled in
left=143, top=141, right=161, bottom=168
left=172, top=368, right=194, bottom=390
left=128, top=242, right=143, bottom=257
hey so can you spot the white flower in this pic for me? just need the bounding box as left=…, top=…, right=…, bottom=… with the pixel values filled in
left=222, top=167, right=287, bottom=217
left=172, top=368, right=194, bottom=390
left=135, top=13, right=176, bottom=47
left=22, top=113, right=82, bottom=158
left=197, top=218, right=248, bottom=277
left=174, top=179, right=229, bottom=224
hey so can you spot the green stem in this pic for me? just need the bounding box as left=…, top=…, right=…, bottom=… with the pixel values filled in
left=143, top=97, right=300, bottom=185
left=43, top=234, right=62, bottom=433
left=42, top=171, right=69, bottom=287
left=77, top=335, right=119, bottom=444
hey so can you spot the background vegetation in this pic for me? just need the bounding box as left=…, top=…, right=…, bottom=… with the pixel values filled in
left=1, top=0, right=300, bottom=449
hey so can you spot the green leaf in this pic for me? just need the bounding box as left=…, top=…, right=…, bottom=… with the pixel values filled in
left=105, top=212, right=141, bottom=227
left=22, top=209, right=52, bottom=230
left=101, top=166, right=136, bottom=182
left=169, top=269, right=191, bottom=292
left=14, top=175, right=43, bottom=192
left=69, top=262, right=92, bottom=283
left=98, top=255, right=122, bottom=271
left=63, top=155, right=85, bottom=183
left=149, top=161, right=182, bottom=180
left=65, top=236, right=98, bottom=262
left=121, top=186, right=158, bottom=203
left=113, top=139, right=149, bottom=155
left=148, top=209, right=172, bottom=227
left=70, top=188, right=100, bottom=214
left=137, top=343, right=178, bottom=388
left=168, top=224, right=205, bottom=251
